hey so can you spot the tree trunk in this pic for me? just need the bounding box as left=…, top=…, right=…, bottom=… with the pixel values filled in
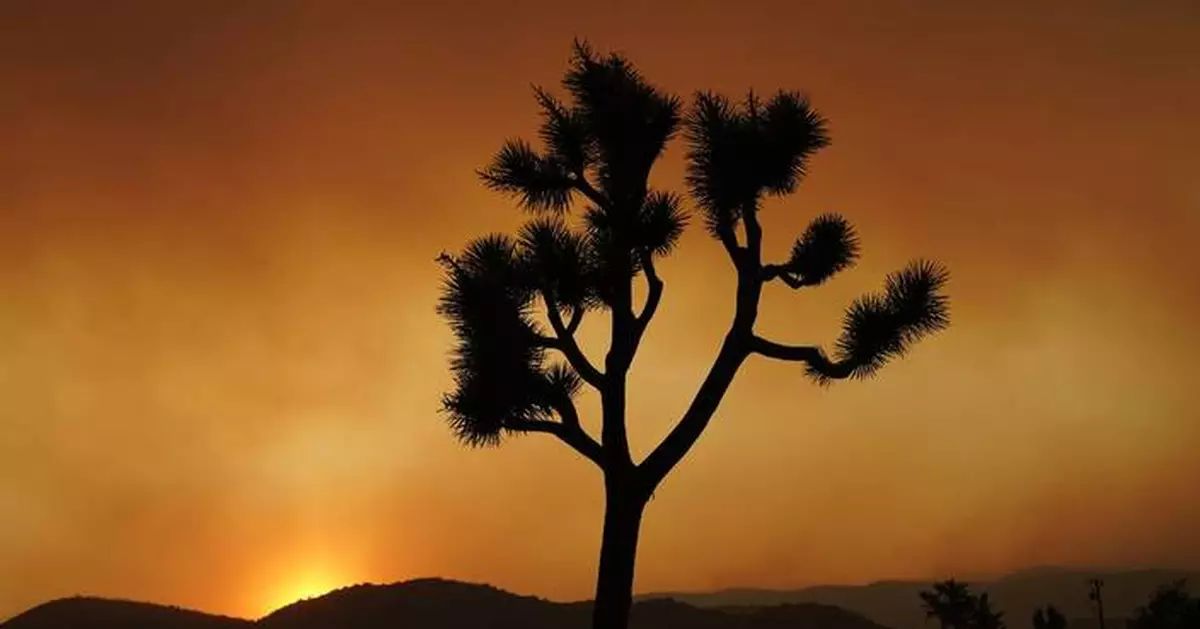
left=590, top=480, right=647, bottom=629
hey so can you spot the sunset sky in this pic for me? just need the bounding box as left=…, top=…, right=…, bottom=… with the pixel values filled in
left=2, top=0, right=1199, bottom=621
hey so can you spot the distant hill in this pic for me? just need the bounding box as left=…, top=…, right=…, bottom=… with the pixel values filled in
left=259, top=578, right=894, bottom=629
left=638, top=567, right=1200, bottom=629
left=258, top=579, right=579, bottom=629
left=0, top=597, right=252, bottom=629
left=0, top=578, right=892, bottom=629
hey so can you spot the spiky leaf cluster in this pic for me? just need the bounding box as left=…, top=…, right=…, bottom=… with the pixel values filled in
left=562, top=41, right=682, bottom=207
left=786, top=213, right=861, bottom=286
left=684, top=90, right=829, bottom=238
left=534, top=86, right=595, bottom=178
left=637, top=191, right=688, bottom=257
left=809, top=259, right=950, bottom=383
left=477, top=41, right=686, bottom=308
left=517, top=217, right=602, bottom=313
left=478, top=139, right=575, bottom=213
left=437, top=235, right=580, bottom=446
left=480, top=41, right=682, bottom=217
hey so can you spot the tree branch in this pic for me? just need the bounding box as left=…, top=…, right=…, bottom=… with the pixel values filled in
left=634, top=252, right=663, bottom=342
left=553, top=390, right=585, bottom=430
left=566, top=305, right=583, bottom=335
left=638, top=332, right=749, bottom=493
left=571, top=173, right=609, bottom=210
left=600, top=252, right=638, bottom=467
left=513, top=417, right=603, bottom=468
left=761, top=263, right=807, bottom=288
left=543, top=292, right=604, bottom=387
left=747, top=335, right=855, bottom=379
left=638, top=209, right=771, bottom=492
left=715, top=222, right=742, bottom=263
left=742, top=204, right=763, bottom=260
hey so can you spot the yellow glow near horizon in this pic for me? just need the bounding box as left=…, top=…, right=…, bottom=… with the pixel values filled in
left=259, top=568, right=347, bottom=617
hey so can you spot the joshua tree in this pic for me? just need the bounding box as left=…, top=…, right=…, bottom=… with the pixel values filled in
left=1033, top=605, right=1068, bottom=629
left=436, top=40, right=951, bottom=629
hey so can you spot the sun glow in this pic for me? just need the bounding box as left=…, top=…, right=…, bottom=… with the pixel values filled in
left=259, top=567, right=347, bottom=617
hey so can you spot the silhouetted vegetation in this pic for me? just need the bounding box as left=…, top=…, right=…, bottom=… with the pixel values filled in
left=921, top=580, right=975, bottom=629
left=919, top=580, right=1004, bottom=629
left=1129, top=580, right=1199, bottom=629
left=971, top=594, right=1005, bottom=629
left=1032, top=605, right=1067, bottom=629
left=912, top=575, right=1200, bottom=629
left=434, top=39, right=950, bottom=629
left=645, top=568, right=1200, bottom=629
left=1087, top=579, right=1107, bottom=629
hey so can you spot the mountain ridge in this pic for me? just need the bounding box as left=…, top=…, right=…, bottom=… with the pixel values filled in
left=5, top=567, right=1196, bottom=629
left=0, top=578, right=890, bottom=629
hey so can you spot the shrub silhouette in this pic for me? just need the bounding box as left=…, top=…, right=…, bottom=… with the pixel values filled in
left=1130, top=580, right=1200, bottom=629
left=921, top=580, right=977, bottom=629
left=436, top=40, right=951, bottom=629
left=1032, top=605, right=1068, bottom=629
left=970, top=593, right=1005, bottom=629
left=918, top=580, right=1004, bottom=629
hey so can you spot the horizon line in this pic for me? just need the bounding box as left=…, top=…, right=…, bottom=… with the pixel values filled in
left=9, top=563, right=1199, bottom=624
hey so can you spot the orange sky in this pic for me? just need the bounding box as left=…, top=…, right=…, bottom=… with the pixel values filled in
left=2, top=0, right=1199, bottom=621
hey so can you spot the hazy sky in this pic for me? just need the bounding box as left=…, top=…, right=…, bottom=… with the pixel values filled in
left=2, top=0, right=1199, bottom=621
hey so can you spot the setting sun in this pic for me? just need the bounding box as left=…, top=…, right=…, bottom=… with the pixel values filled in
left=259, top=566, right=349, bottom=617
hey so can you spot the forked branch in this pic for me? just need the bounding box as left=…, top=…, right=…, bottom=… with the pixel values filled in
left=740, top=203, right=764, bottom=261
left=514, top=416, right=603, bottom=467
left=571, top=175, right=609, bottom=210
left=543, top=292, right=603, bottom=387
left=638, top=334, right=749, bottom=492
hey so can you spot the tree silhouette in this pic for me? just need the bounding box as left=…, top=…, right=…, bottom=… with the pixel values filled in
left=1033, top=605, right=1068, bottom=629
left=1131, top=580, right=1200, bottom=629
left=921, top=580, right=977, bottom=629
left=970, top=592, right=1005, bottom=629
left=918, top=580, right=1005, bottom=629
left=436, top=40, right=952, bottom=629
left=1088, top=578, right=1107, bottom=629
